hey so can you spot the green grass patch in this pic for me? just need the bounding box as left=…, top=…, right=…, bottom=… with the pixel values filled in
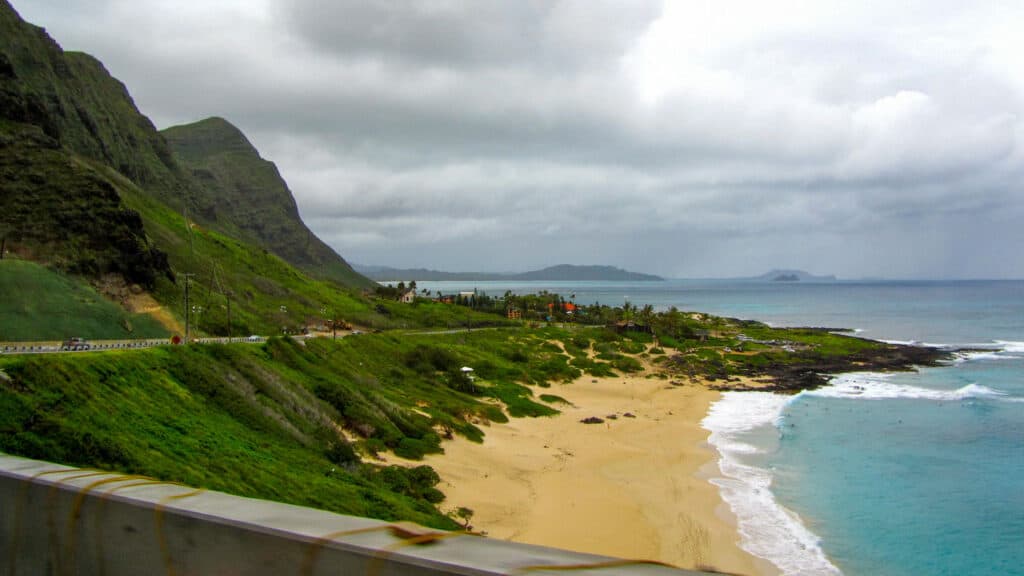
left=610, top=355, right=644, bottom=373
left=539, top=394, right=571, bottom=405
left=0, top=260, right=168, bottom=341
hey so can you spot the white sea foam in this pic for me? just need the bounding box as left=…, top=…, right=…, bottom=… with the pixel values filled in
left=808, top=373, right=1013, bottom=402
left=995, top=340, right=1024, bottom=354
left=952, top=351, right=1012, bottom=364
left=881, top=339, right=1022, bottom=362
left=703, top=392, right=843, bottom=576
left=879, top=338, right=920, bottom=346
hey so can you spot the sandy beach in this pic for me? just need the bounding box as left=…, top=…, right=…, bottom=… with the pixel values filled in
left=420, top=369, right=778, bottom=576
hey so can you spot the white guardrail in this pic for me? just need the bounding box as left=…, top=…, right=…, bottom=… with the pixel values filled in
left=0, top=337, right=267, bottom=355
left=0, top=454, right=716, bottom=576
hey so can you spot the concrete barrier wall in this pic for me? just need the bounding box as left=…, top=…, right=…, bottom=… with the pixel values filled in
left=0, top=454, right=713, bottom=576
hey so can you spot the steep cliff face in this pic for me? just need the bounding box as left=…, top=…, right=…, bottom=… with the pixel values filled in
left=0, top=0, right=171, bottom=287
left=1, top=0, right=370, bottom=297
left=0, top=1, right=212, bottom=219
left=162, top=117, right=371, bottom=288
left=0, top=123, right=171, bottom=287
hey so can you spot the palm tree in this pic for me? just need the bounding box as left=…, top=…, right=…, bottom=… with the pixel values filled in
left=639, top=304, right=655, bottom=327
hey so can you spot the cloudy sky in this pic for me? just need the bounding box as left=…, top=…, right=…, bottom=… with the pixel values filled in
left=16, top=1, right=1024, bottom=278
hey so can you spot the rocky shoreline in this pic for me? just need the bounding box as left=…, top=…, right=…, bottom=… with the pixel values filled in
left=702, top=337, right=955, bottom=393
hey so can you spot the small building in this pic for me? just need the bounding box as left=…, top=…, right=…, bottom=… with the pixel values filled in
left=399, top=289, right=416, bottom=304
left=611, top=320, right=652, bottom=334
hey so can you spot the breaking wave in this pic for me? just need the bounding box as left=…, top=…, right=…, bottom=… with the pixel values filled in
left=703, top=392, right=843, bottom=575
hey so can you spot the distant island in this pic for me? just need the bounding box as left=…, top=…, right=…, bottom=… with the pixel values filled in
left=355, top=264, right=664, bottom=282
left=750, top=269, right=837, bottom=283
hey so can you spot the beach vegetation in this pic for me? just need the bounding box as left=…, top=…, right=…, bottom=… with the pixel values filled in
left=539, top=394, right=571, bottom=405
left=610, top=355, right=644, bottom=373
left=569, top=356, right=617, bottom=377
left=450, top=506, right=475, bottom=529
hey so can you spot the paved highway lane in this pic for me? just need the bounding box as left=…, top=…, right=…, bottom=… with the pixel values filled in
left=0, top=336, right=269, bottom=355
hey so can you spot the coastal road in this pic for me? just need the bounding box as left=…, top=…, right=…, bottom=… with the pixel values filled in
left=0, top=336, right=270, bottom=355
left=1, top=325, right=533, bottom=355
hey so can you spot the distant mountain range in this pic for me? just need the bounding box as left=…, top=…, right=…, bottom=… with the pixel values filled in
left=749, top=269, right=837, bottom=282
left=355, top=264, right=664, bottom=282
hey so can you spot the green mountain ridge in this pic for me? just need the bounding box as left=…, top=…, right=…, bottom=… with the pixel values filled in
left=0, top=120, right=172, bottom=287
left=0, top=2, right=213, bottom=219
left=1, top=0, right=392, bottom=336
left=161, top=117, right=369, bottom=288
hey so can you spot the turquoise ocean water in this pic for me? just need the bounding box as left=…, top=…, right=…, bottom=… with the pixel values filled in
left=418, top=279, right=1024, bottom=575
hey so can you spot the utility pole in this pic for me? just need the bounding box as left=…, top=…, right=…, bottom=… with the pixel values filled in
left=182, top=273, right=195, bottom=343
left=226, top=293, right=232, bottom=344
left=321, top=307, right=336, bottom=340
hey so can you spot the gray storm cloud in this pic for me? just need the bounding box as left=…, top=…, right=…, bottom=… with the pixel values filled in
left=15, top=0, right=1024, bottom=278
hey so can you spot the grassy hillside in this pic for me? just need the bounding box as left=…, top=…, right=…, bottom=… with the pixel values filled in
left=0, top=121, right=172, bottom=286
left=103, top=163, right=505, bottom=335
left=162, top=117, right=371, bottom=289
left=0, top=329, right=592, bottom=526
left=0, top=260, right=168, bottom=341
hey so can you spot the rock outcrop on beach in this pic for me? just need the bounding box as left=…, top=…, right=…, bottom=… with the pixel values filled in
left=697, top=338, right=951, bottom=392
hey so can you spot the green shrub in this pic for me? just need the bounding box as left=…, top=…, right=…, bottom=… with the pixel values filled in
left=539, top=394, right=570, bottom=405
left=325, top=440, right=358, bottom=465
left=485, top=382, right=558, bottom=418
left=618, top=339, right=648, bottom=354
left=404, top=345, right=459, bottom=374
left=569, top=356, right=616, bottom=377
left=481, top=405, right=508, bottom=424
left=422, top=487, right=445, bottom=503
left=611, top=356, right=643, bottom=373
left=393, top=435, right=442, bottom=460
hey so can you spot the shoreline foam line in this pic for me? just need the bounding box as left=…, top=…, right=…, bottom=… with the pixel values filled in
left=702, top=392, right=842, bottom=576
left=809, top=373, right=1019, bottom=403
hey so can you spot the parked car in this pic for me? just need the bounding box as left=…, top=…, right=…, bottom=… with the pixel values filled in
left=61, top=337, right=90, bottom=351
left=246, top=335, right=262, bottom=342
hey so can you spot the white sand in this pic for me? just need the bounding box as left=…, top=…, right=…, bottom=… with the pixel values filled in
left=421, top=371, right=777, bottom=576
